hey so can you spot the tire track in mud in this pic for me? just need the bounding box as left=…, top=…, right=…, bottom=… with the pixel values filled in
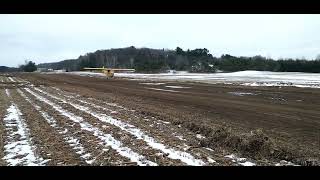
left=31, top=86, right=207, bottom=166
left=23, top=88, right=157, bottom=166
left=2, top=88, right=48, bottom=166
left=43, top=86, right=218, bottom=165
left=13, top=89, right=88, bottom=165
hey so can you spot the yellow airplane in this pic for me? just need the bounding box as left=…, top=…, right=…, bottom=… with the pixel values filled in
left=83, top=66, right=135, bottom=78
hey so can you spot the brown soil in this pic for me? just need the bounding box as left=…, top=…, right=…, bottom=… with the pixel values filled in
left=1, top=72, right=319, bottom=166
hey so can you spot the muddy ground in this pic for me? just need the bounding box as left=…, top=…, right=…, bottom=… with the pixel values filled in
left=0, top=72, right=319, bottom=166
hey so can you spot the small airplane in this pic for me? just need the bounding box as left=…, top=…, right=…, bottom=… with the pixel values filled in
left=83, top=66, right=135, bottom=78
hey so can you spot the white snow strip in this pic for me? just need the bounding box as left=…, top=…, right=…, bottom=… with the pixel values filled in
left=140, top=83, right=166, bottom=85
left=25, top=88, right=156, bottom=166
left=145, top=87, right=180, bottom=93
left=8, top=77, right=15, bottom=82
left=228, top=92, right=256, bottom=96
left=3, top=90, right=46, bottom=166
left=165, top=86, right=190, bottom=89
left=5, top=88, right=10, bottom=96
left=157, top=120, right=170, bottom=124
left=225, top=154, right=255, bottom=166
left=225, top=154, right=236, bottom=159
left=205, top=148, right=214, bottom=152
left=114, top=70, right=320, bottom=89
left=33, top=87, right=206, bottom=166
left=207, top=157, right=216, bottom=163
left=239, top=161, right=256, bottom=166
left=175, top=135, right=187, bottom=141
left=51, top=86, right=65, bottom=92
left=196, top=134, right=206, bottom=139
left=275, top=160, right=300, bottom=166
left=17, top=89, right=95, bottom=164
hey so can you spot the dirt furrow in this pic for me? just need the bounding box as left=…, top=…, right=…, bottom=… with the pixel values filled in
left=23, top=87, right=157, bottom=166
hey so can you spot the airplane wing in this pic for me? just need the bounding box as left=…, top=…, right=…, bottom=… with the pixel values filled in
left=112, top=69, right=135, bottom=71
left=83, top=67, right=135, bottom=72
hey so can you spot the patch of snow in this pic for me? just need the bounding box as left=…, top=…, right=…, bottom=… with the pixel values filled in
left=47, top=71, right=107, bottom=77
left=225, top=154, right=236, bottom=159
left=8, top=77, right=15, bottom=82
left=140, top=83, right=166, bottom=85
left=239, top=161, right=256, bottom=166
left=269, top=97, right=286, bottom=101
left=175, top=135, right=187, bottom=141
left=157, top=120, right=170, bottom=124
left=104, top=102, right=127, bottom=110
left=114, top=71, right=320, bottom=89
left=225, top=154, right=255, bottom=166
left=145, top=87, right=180, bottom=93
left=207, top=157, right=216, bottom=163
left=228, top=92, right=256, bottom=96
left=165, top=86, right=191, bottom=89
left=196, top=134, right=206, bottom=139
left=5, top=89, right=10, bottom=96
left=205, top=148, right=214, bottom=152
left=2, top=93, right=46, bottom=166
left=275, top=160, right=300, bottom=166
left=34, top=87, right=205, bottom=166
left=25, top=88, right=156, bottom=166
left=17, top=89, right=95, bottom=164
left=51, top=86, right=62, bottom=92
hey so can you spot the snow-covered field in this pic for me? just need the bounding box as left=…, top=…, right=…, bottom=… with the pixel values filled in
left=49, top=70, right=320, bottom=88
left=114, top=71, right=320, bottom=88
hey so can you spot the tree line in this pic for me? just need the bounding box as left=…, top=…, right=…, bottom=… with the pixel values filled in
left=35, top=46, right=320, bottom=73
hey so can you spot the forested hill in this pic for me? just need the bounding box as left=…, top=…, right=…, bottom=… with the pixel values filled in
left=0, top=66, right=20, bottom=72
left=37, top=46, right=320, bottom=73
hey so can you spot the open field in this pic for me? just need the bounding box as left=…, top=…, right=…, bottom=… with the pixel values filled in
left=0, top=72, right=319, bottom=166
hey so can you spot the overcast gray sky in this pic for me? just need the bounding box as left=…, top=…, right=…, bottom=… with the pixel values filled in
left=1, top=14, right=320, bottom=67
